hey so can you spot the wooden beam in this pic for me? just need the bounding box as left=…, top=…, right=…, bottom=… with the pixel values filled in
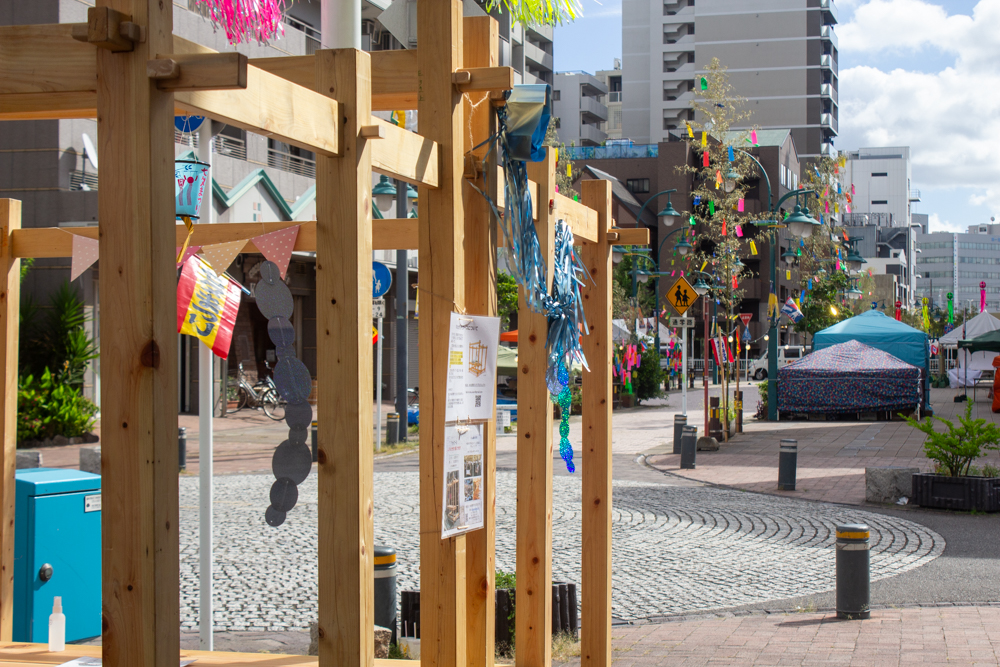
left=456, top=66, right=514, bottom=94
left=516, top=149, right=556, bottom=667
left=609, top=227, right=650, bottom=246
left=150, top=52, right=248, bottom=92
left=11, top=218, right=420, bottom=258
left=370, top=118, right=440, bottom=188
left=315, top=48, right=375, bottom=667
left=555, top=192, right=598, bottom=244
left=418, top=0, right=467, bottom=664
left=462, top=15, right=498, bottom=667
left=0, top=24, right=96, bottom=95
left=79, top=7, right=140, bottom=52
left=0, top=201, right=20, bottom=643
left=96, top=0, right=179, bottom=663
left=579, top=180, right=614, bottom=667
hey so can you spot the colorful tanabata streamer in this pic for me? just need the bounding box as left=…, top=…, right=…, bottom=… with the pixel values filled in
left=193, top=0, right=289, bottom=45
left=981, top=281, right=987, bottom=313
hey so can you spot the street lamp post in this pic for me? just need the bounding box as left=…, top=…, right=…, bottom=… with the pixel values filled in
left=630, top=188, right=682, bottom=350
left=735, top=149, right=818, bottom=421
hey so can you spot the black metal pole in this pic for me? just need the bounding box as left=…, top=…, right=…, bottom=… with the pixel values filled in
left=395, top=179, right=409, bottom=441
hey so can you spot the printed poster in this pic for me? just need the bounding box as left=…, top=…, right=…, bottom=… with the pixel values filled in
left=444, top=312, right=501, bottom=423
left=441, top=424, right=485, bottom=538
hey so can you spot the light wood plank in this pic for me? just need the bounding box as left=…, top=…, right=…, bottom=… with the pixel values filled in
left=95, top=0, right=179, bottom=664
left=608, top=227, right=650, bottom=246
left=0, top=24, right=96, bottom=94
left=463, top=15, right=498, bottom=667
left=0, top=201, right=20, bottom=643
left=11, top=219, right=421, bottom=258
left=418, top=0, right=468, bottom=665
left=556, top=192, right=598, bottom=243
left=370, top=117, right=440, bottom=188
left=516, top=149, right=556, bottom=667
left=314, top=49, right=375, bottom=667
left=579, top=180, right=614, bottom=667
left=457, top=66, right=514, bottom=94
left=151, top=52, right=248, bottom=92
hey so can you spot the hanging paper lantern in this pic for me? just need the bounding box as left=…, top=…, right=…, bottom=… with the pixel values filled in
left=947, top=292, right=954, bottom=323
left=981, top=281, right=987, bottom=313
left=194, top=0, right=290, bottom=45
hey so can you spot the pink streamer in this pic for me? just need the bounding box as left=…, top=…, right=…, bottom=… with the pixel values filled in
left=981, top=282, right=987, bottom=313
left=194, top=0, right=289, bottom=45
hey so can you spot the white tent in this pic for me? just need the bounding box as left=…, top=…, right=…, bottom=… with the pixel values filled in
left=939, top=311, right=1000, bottom=387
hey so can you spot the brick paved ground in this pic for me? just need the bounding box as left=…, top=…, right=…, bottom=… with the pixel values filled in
left=553, top=605, right=1000, bottom=667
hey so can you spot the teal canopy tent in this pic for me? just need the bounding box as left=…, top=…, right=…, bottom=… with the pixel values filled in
left=813, top=310, right=930, bottom=407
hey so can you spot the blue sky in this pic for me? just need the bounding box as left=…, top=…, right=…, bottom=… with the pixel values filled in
left=554, top=0, right=1000, bottom=235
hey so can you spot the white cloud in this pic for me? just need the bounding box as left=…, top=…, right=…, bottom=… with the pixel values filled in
left=927, top=212, right=965, bottom=234
left=837, top=1, right=1000, bottom=213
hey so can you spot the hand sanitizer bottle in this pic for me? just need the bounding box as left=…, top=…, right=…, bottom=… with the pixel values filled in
left=48, top=596, right=65, bottom=652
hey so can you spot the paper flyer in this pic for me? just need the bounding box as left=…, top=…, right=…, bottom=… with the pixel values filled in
left=441, top=424, right=485, bottom=538
left=444, top=312, right=501, bottom=424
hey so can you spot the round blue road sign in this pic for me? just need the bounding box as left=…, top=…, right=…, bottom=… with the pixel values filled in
left=372, top=261, right=392, bottom=299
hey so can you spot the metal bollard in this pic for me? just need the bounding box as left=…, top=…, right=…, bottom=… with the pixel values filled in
left=673, top=414, right=687, bottom=454
left=778, top=439, right=797, bottom=490
left=386, top=413, right=400, bottom=445
left=374, top=546, right=399, bottom=644
left=178, top=426, right=187, bottom=471
left=311, top=421, right=318, bottom=463
left=836, top=524, right=871, bottom=619
left=680, top=425, right=697, bottom=470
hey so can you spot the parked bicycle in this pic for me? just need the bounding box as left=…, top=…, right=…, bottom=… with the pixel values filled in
left=221, top=361, right=285, bottom=421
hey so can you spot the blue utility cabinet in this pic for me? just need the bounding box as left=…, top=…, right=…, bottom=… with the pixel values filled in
left=14, top=468, right=102, bottom=643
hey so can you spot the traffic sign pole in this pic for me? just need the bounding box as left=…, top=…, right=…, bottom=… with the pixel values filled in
left=682, top=325, right=688, bottom=415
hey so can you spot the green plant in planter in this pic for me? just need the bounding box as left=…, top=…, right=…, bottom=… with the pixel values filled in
left=755, top=380, right=768, bottom=420
left=902, top=401, right=1000, bottom=477
left=18, top=368, right=98, bottom=442
left=634, top=349, right=664, bottom=403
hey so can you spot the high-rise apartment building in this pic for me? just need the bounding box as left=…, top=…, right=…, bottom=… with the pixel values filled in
left=595, top=61, right=624, bottom=141
left=621, top=0, right=839, bottom=158
left=552, top=72, right=609, bottom=146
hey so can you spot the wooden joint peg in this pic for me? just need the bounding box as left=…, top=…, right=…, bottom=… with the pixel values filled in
left=119, top=22, right=146, bottom=44
left=85, top=7, right=138, bottom=52
left=606, top=232, right=620, bottom=242
left=359, top=125, right=386, bottom=139
left=147, top=59, right=180, bottom=80
left=463, top=154, right=482, bottom=180
left=452, top=71, right=473, bottom=85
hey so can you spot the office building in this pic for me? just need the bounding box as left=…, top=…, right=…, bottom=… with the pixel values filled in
left=595, top=61, right=624, bottom=141
left=553, top=72, right=609, bottom=146
left=917, top=223, right=1000, bottom=315
left=621, top=0, right=838, bottom=158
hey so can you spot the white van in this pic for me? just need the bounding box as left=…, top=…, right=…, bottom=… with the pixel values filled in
left=748, top=346, right=806, bottom=380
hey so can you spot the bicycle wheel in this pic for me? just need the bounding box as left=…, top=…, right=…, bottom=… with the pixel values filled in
left=261, top=387, right=287, bottom=421
left=235, top=386, right=251, bottom=412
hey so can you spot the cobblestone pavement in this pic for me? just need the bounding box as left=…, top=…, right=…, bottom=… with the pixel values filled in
left=179, top=472, right=943, bottom=633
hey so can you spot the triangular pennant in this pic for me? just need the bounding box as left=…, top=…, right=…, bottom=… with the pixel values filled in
left=70, top=234, right=99, bottom=282
left=252, top=225, right=300, bottom=279
left=200, top=240, right=246, bottom=276
left=176, top=245, right=202, bottom=268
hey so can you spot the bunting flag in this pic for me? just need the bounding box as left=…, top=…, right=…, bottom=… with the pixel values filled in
left=177, top=254, right=242, bottom=359
left=70, top=233, right=100, bottom=281
left=781, top=297, right=804, bottom=323
left=251, top=225, right=300, bottom=279
left=200, top=239, right=246, bottom=276
left=176, top=245, right=202, bottom=268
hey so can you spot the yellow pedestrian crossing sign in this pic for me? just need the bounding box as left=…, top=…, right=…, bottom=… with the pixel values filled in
left=666, top=276, right=699, bottom=316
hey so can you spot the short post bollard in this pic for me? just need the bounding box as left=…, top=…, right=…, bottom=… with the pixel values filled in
left=178, top=426, right=187, bottom=472
left=673, top=414, right=687, bottom=454
left=778, top=439, right=797, bottom=490
left=836, top=524, right=871, bottom=619
left=374, top=546, right=399, bottom=644
left=311, top=421, right=318, bottom=463
left=386, top=412, right=401, bottom=445
left=680, top=425, right=697, bottom=470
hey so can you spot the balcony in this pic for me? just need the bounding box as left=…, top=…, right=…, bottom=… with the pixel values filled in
left=267, top=148, right=316, bottom=178
left=579, top=123, right=608, bottom=146
left=819, top=83, right=838, bottom=104
left=580, top=95, right=608, bottom=123
left=821, top=25, right=838, bottom=49
left=523, top=40, right=553, bottom=72
left=820, top=54, right=833, bottom=70
left=821, top=0, right=839, bottom=24
left=910, top=189, right=922, bottom=202
left=608, top=91, right=622, bottom=103
left=821, top=142, right=835, bottom=156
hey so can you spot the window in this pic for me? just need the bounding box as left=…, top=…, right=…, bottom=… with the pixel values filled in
left=626, top=178, right=650, bottom=194
left=872, top=172, right=888, bottom=177
left=959, top=256, right=1000, bottom=265
left=919, top=241, right=953, bottom=250
left=784, top=348, right=801, bottom=359
left=958, top=242, right=1000, bottom=251
left=923, top=271, right=954, bottom=278
left=552, top=90, right=561, bottom=101
left=872, top=200, right=888, bottom=205
left=959, top=271, right=1000, bottom=280
left=916, top=256, right=951, bottom=264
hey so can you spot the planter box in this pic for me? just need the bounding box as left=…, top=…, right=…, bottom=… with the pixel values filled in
left=911, top=472, right=1000, bottom=512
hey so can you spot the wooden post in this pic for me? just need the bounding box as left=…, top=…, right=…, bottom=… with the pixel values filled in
left=516, top=149, right=556, bottom=667
left=463, top=15, right=499, bottom=667
left=418, top=0, right=468, bottom=664
left=95, top=0, right=180, bottom=663
left=0, top=199, right=20, bottom=643
left=579, top=180, right=613, bottom=667
left=314, top=48, right=374, bottom=667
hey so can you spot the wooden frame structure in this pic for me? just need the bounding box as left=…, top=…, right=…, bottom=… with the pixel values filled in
left=0, top=1, right=648, bottom=665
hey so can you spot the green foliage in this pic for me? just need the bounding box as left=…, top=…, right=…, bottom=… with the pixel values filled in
left=612, top=249, right=656, bottom=315
left=543, top=118, right=576, bottom=197
left=755, top=380, right=768, bottom=419
left=983, top=463, right=1000, bottom=478
left=497, top=271, right=519, bottom=331
left=903, top=401, right=1000, bottom=477
left=19, top=257, right=34, bottom=283
left=634, top=349, right=664, bottom=402
left=18, top=368, right=98, bottom=442
left=794, top=271, right=849, bottom=339
left=483, top=0, right=581, bottom=30
left=495, top=569, right=516, bottom=590
left=20, top=282, right=99, bottom=388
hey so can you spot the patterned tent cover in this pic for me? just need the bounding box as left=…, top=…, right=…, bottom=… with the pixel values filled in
left=777, top=340, right=922, bottom=414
